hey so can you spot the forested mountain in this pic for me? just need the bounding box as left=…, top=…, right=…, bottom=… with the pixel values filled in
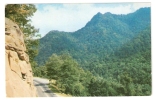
left=34, top=7, right=151, bottom=96
left=36, top=7, right=150, bottom=66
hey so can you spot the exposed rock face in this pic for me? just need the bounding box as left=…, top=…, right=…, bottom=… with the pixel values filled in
left=5, top=18, right=37, bottom=97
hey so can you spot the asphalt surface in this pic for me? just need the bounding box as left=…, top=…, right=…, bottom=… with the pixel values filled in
left=33, top=77, right=58, bottom=97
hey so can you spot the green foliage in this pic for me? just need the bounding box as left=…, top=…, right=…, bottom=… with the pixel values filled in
left=88, top=77, right=124, bottom=96
left=5, top=4, right=151, bottom=97
left=35, top=7, right=151, bottom=96
left=33, top=66, right=47, bottom=78
left=36, top=8, right=150, bottom=66
left=5, top=4, right=36, bottom=27
left=5, top=4, right=41, bottom=70
left=46, top=54, right=93, bottom=96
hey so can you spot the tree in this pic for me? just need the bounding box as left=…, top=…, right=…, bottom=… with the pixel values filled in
left=5, top=4, right=36, bottom=28
left=46, top=53, right=92, bottom=96
left=5, top=4, right=40, bottom=69
left=33, top=66, right=47, bottom=78
left=46, top=54, right=63, bottom=80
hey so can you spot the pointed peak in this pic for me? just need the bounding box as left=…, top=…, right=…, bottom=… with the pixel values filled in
left=104, top=12, right=112, bottom=15
left=96, top=12, right=102, bottom=15
left=93, top=12, right=103, bottom=18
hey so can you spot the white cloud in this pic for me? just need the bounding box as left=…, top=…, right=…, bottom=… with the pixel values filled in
left=131, top=2, right=151, bottom=10
left=30, top=3, right=150, bottom=37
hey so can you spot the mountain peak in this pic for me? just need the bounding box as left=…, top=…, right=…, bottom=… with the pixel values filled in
left=84, top=12, right=103, bottom=27
left=36, top=7, right=151, bottom=69
left=135, top=7, right=150, bottom=15
left=85, top=12, right=114, bottom=27
left=93, top=12, right=103, bottom=18
left=96, top=12, right=102, bottom=15
left=104, top=12, right=112, bottom=15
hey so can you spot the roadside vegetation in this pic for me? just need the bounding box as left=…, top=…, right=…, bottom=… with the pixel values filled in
left=6, top=4, right=151, bottom=96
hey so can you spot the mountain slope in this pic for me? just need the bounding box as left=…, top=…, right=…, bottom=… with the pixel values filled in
left=114, top=25, right=151, bottom=59
left=34, top=7, right=151, bottom=96
left=35, top=7, right=151, bottom=66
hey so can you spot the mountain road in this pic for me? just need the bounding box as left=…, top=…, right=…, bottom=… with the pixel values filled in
left=33, top=77, right=58, bottom=97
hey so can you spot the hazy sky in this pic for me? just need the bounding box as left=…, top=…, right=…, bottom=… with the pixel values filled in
left=30, top=3, right=150, bottom=37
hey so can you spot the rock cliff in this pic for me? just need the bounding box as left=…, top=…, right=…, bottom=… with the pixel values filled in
left=5, top=18, right=37, bottom=97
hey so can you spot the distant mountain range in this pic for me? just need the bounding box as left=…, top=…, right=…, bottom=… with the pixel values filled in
left=35, top=7, right=151, bottom=69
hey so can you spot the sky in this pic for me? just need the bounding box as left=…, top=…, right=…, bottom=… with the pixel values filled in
left=30, top=3, right=150, bottom=37
left=1, top=0, right=156, bottom=99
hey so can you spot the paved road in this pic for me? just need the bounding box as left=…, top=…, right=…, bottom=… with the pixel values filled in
left=33, top=77, right=58, bottom=97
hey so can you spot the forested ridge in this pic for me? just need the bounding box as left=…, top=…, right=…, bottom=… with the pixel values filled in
left=36, top=7, right=150, bottom=66
left=34, top=7, right=151, bottom=96
left=5, top=4, right=151, bottom=96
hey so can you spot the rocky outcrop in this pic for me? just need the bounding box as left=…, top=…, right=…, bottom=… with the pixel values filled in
left=5, top=18, right=37, bottom=97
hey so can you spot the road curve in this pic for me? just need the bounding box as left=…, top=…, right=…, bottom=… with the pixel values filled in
left=33, top=77, right=58, bottom=97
